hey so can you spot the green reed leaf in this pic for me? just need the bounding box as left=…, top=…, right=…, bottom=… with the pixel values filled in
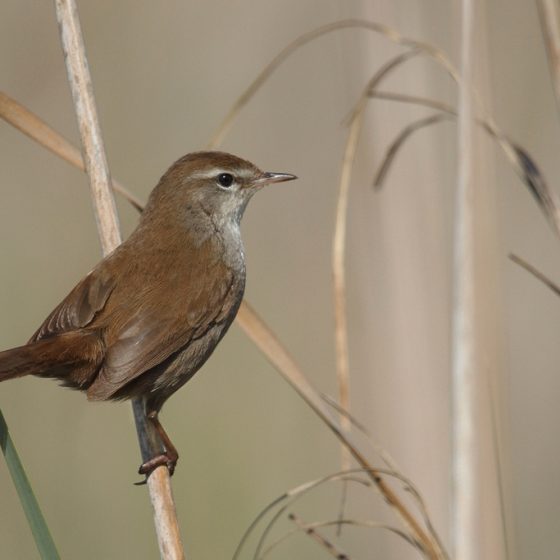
left=0, top=409, right=60, bottom=559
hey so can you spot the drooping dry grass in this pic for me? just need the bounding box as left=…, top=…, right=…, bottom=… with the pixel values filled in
left=233, top=466, right=446, bottom=559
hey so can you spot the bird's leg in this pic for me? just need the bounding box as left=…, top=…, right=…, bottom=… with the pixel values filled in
left=138, top=411, right=179, bottom=477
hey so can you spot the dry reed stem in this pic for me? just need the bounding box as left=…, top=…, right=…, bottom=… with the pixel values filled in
left=55, top=0, right=120, bottom=254
left=537, top=0, right=560, bottom=117
left=452, top=0, right=477, bottom=557
left=53, top=1, right=184, bottom=559
left=0, top=91, right=144, bottom=212
left=3, top=92, right=444, bottom=560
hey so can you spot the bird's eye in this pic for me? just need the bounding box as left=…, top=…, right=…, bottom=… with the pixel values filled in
left=217, top=173, right=234, bottom=188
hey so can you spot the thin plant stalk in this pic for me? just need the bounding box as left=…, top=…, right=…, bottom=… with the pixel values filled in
left=373, top=112, right=453, bottom=187
left=0, top=91, right=143, bottom=212
left=332, top=49, right=422, bottom=471
left=53, top=1, right=184, bottom=558
left=509, top=254, right=560, bottom=296
left=0, top=411, right=60, bottom=560
left=331, top=50, right=423, bottom=533
left=537, top=0, right=560, bottom=118
left=207, top=19, right=458, bottom=149
left=452, top=1, right=478, bottom=558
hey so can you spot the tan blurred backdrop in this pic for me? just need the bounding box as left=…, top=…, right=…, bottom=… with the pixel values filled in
left=0, top=1, right=559, bottom=558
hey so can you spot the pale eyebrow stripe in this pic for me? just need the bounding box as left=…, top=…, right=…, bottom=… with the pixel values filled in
left=189, top=168, right=253, bottom=180
left=189, top=167, right=227, bottom=179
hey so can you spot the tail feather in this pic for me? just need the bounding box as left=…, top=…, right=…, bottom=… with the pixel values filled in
left=0, top=330, right=105, bottom=390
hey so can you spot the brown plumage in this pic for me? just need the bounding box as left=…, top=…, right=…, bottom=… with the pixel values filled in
left=0, top=151, right=296, bottom=475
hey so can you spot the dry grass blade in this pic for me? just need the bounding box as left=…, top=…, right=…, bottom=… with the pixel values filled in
left=236, top=466, right=433, bottom=560
left=236, top=466, right=444, bottom=560
left=241, top=472, right=374, bottom=560
left=373, top=113, right=453, bottom=188
left=261, top=515, right=421, bottom=559
left=207, top=19, right=458, bottom=149
left=291, top=517, right=419, bottom=549
left=509, top=254, right=560, bottom=297
left=370, top=91, right=560, bottom=238
left=537, top=0, right=560, bottom=116
left=0, top=91, right=144, bottom=212
left=54, top=1, right=184, bottom=558
left=320, top=393, right=371, bottom=435
left=320, top=392, right=433, bottom=529
left=233, top=494, right=291, bottom=560
left=287, top=513, right=353, bottom=559
left=321, top=387, right=446, bottom=549
left=508, top=143, right=560, bottom=236
left=372, top=91, right=454, bottom=112
left=486, top=368, right=512, bottom=560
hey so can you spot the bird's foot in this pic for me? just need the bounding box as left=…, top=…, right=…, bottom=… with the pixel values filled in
left=134, top=453, right=178, bottom=485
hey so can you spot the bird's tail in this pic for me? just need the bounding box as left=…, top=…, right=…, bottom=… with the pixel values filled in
left=0, top=330, right=104, bottom=389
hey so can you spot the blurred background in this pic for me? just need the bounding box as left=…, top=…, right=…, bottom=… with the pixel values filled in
left=1, top=1, right=559, bottom=558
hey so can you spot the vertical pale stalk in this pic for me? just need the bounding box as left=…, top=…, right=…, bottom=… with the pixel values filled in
left=54, top=0, right=120, bottom=254
left=332, top=114, right=361, bottom=470
left=452, top=0, right=479, bottom=559
left=53, top=1, right=184, bottom=558
left=537, top=0, right=560, bottom=116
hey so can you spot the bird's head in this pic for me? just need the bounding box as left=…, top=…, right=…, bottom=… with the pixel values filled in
left=144, top=151, right=296, bottom=226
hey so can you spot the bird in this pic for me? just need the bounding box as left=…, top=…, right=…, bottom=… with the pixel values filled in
left=0, top=151, right=296, bottom=477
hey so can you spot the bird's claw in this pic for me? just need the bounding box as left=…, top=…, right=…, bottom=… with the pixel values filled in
left=133, top=453, right=177, bottom=485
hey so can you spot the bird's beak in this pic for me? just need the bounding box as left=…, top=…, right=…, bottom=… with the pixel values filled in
left=256, top=171, right=298, bottom=186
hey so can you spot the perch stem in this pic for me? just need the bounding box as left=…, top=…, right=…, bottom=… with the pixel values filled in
left=53, top=1, right=184, bottom=558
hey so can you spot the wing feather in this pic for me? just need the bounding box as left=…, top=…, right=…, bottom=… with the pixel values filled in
left=29, top=266, right=115, bottom=342
left=86, top=264, right=238, bottom=400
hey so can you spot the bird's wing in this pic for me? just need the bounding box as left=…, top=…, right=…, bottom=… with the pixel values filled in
left=86, top=265, right=238, bottom=401
left=29, top=264, right=115, bottom=343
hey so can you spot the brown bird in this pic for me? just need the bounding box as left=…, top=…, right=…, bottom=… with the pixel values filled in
left=0, top=151, right=296, bottom=476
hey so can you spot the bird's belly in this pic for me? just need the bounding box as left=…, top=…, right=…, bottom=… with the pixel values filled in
left=141, top=316, right=235, bottom=411
left=159, top=326, right=225, bottom=389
